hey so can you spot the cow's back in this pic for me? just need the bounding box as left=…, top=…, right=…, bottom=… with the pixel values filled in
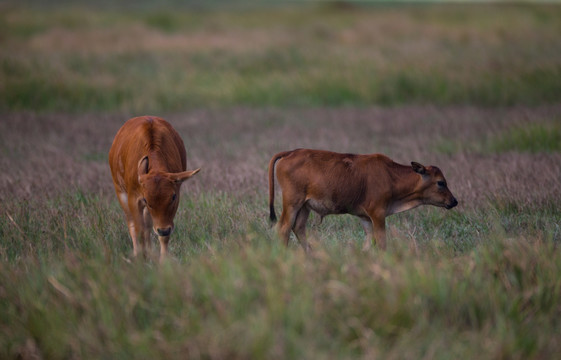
left=109, top=116, right=187, bottom=192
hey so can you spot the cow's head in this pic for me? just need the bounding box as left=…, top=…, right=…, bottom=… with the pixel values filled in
left=411, top=162, right=458, bottom=210
left=137, top=156, right=200, bottom=237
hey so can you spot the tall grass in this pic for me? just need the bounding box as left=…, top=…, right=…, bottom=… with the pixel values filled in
left=2, top=4, right=561, bottom=112
left=1, top=191, right=561, bottom=359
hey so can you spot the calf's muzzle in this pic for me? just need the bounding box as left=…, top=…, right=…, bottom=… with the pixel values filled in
left=446, top=197, right=459, bottom=209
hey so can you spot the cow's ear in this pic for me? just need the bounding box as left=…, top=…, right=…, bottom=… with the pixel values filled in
left=411, top=162, right=427, bottom=175
left=138, top=156, right=149, bottom=176
left=173, top=168, right=200, bottom=183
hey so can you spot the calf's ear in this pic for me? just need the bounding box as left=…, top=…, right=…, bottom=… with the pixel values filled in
left=172, top=168, right=201, bottom=183
left=138, top=156, right=149, bottom=175
left=411, top=162, right=427, bottom=175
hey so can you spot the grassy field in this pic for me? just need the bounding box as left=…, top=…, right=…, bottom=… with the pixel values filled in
left=2, top=2, right=561, bottom=359
left=2, top=3, right=561, bottom=112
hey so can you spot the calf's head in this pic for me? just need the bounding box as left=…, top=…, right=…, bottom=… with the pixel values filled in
left=411, top=162, right=458, bottom=210
left=138, top=156, right=200, bottom=237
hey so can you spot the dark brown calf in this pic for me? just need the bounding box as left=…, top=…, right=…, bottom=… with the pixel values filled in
left=268, top=149, right=458, bottom=251
left=109, top=116, right=200, bottom=260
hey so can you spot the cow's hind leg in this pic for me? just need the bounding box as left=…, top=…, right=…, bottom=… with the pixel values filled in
left=293, top=205, right=311, bottom=253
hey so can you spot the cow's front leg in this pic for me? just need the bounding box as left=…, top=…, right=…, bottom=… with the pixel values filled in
left=141, top=205, right=153, bottom=257
left=130, top=215, right=148, bottom=258
left=158, top=236, right=170, bottom=261
left=116, top=191, right=141, bottom=257
left=126, top=221, right=140, bottom=257
left=129, top=204, right=146, bottom=258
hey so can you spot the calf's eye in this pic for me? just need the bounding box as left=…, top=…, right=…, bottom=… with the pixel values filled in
left=437, top=181, right=446, bottom=188
left=172, top=193, right=177, bottom=202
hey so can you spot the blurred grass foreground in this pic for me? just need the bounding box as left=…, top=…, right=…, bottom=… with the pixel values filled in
left=2, top=2, right=561, bottom=112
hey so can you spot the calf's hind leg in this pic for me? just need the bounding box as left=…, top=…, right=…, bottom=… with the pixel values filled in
left=278, top=204, right=297, bottom=247
left=278, top=193, right=306, bottom=247
left=293, top=205, right=312, bottom=253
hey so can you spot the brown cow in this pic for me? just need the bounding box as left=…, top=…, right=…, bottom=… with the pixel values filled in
left=268, top=149, right=458, bottom=251
left=109, top=116, right=200, bottom=260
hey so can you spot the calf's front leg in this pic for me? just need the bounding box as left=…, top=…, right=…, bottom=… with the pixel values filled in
left=372, top=216, right=387, bottom=250
left=360, top=216, right=374, bottom=251
left=361, top=212, right=387, bottom=251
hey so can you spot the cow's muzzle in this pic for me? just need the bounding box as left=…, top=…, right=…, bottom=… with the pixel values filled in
left=156, top=227, right=172, bottom=237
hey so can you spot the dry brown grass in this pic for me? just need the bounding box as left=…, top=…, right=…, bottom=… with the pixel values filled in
left=2, top=105, right=560, bottom=209
left=27, top=24, right=286, bottom=56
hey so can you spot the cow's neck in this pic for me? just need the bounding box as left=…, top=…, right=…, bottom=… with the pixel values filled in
left=387, top=164, right=424, bottom=216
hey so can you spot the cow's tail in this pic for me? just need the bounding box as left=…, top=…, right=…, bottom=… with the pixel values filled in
left=268, top=150, right=293, bottom=224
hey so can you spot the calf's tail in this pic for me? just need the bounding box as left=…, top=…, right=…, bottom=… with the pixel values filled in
left=268, top=150, right=293, bottom=224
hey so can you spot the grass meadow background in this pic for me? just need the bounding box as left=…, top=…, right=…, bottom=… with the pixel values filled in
left=1, top=2, right=561, bottom=359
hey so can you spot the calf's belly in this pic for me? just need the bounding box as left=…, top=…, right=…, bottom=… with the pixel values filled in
left=306, top=198, right=347, bottom=216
